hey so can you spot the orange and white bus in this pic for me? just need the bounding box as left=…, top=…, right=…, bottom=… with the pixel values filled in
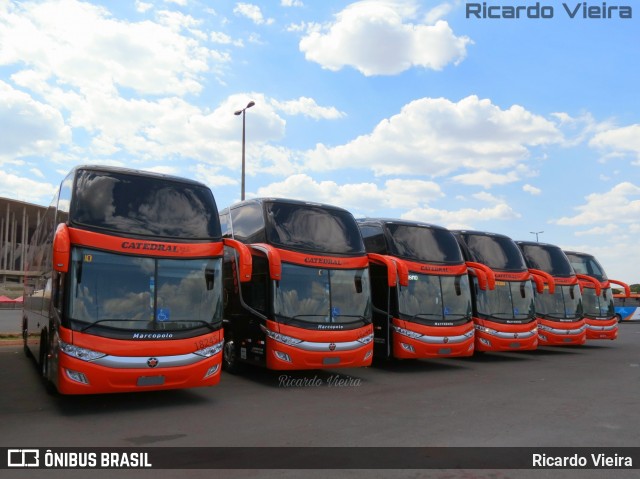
left=23, top=165, right=250, bottom=394
left=564, top=250, right=630, bottom=340
left=219, top=198, right=373, bottom=371
left=357, top=219, right=475, bottom=359
left=516, top=241, right=589, bottom=346
left=452, top=231, right=544, bottom=352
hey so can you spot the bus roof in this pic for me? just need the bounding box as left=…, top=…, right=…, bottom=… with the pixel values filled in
left=72, top=164, right=209, bottom=188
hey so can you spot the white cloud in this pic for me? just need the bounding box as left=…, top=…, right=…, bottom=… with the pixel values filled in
left=281, top=0, right=304, bottom=6
left=554, top=182, right=640, bottom=226
left=304, top=95, right=562, bottom=177
left=233, top=3, right=275, bottom=25
left=255, top=174, right=442, bottom=212
left=0, top=81, right=71, bottom=160
left=523, top=184, right=542, bottom=195
left=135, top=1, right=153, bottom=13
left=298, top=1, right=471, bottom=76
left=211, top=31, right=244, bottom=46
left=271, top=97, right=345, bottom=120
left=574, top=224, right=620, bottom=237
left=589, top=124, right=640, bottom=163
left=0, top=171, right=57, bottom=202
left=401, top=202, right=521, bottom=229
left=472, top=191, right=502, bottom=204
left=424, top=3, right=454, bottom=24
left=0, top=0, right=222, bottom=97
left=452, top=170, right=519, bottom=187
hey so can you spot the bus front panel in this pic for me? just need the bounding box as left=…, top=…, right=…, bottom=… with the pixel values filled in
left=472, top=278, right=538, bottom=352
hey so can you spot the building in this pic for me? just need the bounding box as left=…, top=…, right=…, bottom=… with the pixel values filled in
left=0, top=197, right=47, bottom=284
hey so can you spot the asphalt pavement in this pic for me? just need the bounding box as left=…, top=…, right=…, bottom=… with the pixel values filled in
left=0, top=309, right=21, bottom=334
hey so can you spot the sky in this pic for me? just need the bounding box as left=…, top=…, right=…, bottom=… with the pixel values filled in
left=1, top=0, right=639, bottom=284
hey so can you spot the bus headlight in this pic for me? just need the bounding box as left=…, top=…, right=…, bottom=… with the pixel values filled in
left=357, top=333, right=374, bottom=345
left=392, top=325, right=422, bottom=339
left=59, top=340, right=106, bottom=362
left=262, top=327, right=303, bottom=346
left=475, top=325, right=498, bottom=336
left=194, top=340, right=224, bottom=358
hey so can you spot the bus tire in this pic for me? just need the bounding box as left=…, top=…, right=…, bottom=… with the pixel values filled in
left=223, top=336, right=243, bottom=374
left=38, top=332, right=56, bottom=394
left=22, top=317, right=32, bottom=358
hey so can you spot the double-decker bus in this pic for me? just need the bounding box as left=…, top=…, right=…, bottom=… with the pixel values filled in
left=357, top=218, right=475, bottom=359
left=613, top=293, right=640, bottom=322
left=452, top=231, right=543, bottom=352
left=23, top=165, right=251, bottom=394
left=564, top=250, right=630, bottom=339
left=516, top=241, right=590, bottom=346
left=219, top=198, right=373, bottom=371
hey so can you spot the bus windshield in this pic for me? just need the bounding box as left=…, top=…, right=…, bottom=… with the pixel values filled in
left=68, top=248, right=223, bottom=333
left=462, top=234, right=527, bottom=271
left=398, top=273, right=471, bottom=324
left=565, top=252, right=608, bottom=282
left=519, top=244, right=574, bottom=276
left=534, top=284, right=582, bottom=320
left=386, top=224, right=463, bottom=263
left=265, top=202, right=364, bottom=254
left=475, top=280, right=535, bottom=322
left=72, top=169, right=220, bottom=239
left=582, top=287, right=614, bottom=318
left=273, top=264, right=371, bottom=325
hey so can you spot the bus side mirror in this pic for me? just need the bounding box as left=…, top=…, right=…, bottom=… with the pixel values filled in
left=455, top=276, right=462, bottom=296
left=53, top=223, right=70, bottom=273
left=355, top=275, right=363, bottom=294
left=205, top=268, right=215, bottom=291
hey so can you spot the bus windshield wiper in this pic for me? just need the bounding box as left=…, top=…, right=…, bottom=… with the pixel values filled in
left=411, top=313, right=444, bottom=320
left=169, top=319, right=218, bottom=331
left=79, top=319, right=148, bottom=333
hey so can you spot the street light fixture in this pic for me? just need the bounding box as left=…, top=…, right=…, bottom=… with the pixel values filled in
left=234, top=100, right=255, bottom=201
left=530, top=231, right=544, bottom=242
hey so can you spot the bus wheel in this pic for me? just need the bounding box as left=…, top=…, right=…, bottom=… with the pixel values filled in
left=38, top=332, right=49, bottom=379
left=38, top=332, right=55, bottom=394
left=223, top=337, right=242, bottom=374
left=22, top=317, right=32, bottom=358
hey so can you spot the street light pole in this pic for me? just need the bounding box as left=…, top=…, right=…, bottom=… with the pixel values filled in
left=234, top=100, right=255, bottom=201
left=530, top=231, right=544, bottom=242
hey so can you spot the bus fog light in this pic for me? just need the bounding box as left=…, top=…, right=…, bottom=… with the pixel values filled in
left=479, top=337, right=491, bottom=347
left=204, top=364, right=220, bottom=378
left=274, top=350, right=292, bottom=362
left=539, top=333, right=548, bottom=341
left=400, top=343, right=415, bottom=353
left=364, top=350, right=373, bottom=360
left=65, top=369, right=89, bottom=384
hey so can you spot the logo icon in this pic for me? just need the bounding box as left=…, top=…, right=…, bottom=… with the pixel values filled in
left=514, top=333, right=519, bottom=339
left=8, top=449, right=39, bottom=468
left=147, top=358, right=159, bottom=368
left=328, top=343, right=336, bottom=351
left=443, top=337, right=450, bottom=344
